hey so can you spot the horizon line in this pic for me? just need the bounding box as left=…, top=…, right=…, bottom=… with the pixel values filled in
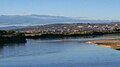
left=0, top=14, right=120, bottom=20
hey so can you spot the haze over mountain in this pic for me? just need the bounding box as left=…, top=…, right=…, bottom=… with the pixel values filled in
left=0, top=14, right=119, bottom=30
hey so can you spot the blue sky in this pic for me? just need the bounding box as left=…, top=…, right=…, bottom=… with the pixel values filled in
left=0, top=0, right=120, bottom=19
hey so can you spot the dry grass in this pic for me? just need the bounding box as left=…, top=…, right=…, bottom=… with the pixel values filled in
left=87, top=40, right=120, bottom=45
left=87, top=40, right=120, bottom=50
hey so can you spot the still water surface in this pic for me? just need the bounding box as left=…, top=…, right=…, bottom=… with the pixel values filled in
left=0, top=36, right=120, bottom=67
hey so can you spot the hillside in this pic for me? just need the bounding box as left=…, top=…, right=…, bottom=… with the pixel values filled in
left=17, top=22, right=120, bottom=33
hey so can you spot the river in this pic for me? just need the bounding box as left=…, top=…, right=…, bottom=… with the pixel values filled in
left=0, top=35, right=120, bottom=67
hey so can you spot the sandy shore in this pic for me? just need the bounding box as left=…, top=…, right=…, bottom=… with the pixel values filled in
left=87, top=40, right=120, bottom=45
left=87, top=40, right=120, bottom=50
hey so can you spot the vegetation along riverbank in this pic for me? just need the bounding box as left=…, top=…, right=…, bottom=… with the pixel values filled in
left=0, top=22, right=120, bottom=44
left=0, top=30, right=26, bottom=45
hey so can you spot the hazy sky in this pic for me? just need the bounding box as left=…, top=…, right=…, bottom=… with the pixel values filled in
left=0, top=0, right=120, bottom=19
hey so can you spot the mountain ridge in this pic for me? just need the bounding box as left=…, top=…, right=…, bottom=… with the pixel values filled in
left=0, top=14, right=119, bottom=30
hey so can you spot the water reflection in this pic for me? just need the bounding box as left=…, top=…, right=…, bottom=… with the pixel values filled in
left=0, top=43, right=26, bottom=58
left=26, top=34, right=120, bottom=40
left=29, top=35, right=102, bottom=40
left=0, top=43, right=26, bottom=48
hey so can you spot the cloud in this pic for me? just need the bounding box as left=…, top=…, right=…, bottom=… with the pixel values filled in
left=0, top=24, right=43, bottom=27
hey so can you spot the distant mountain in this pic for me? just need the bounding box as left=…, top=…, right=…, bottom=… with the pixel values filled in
left=0, top=14, right=119, bottom=30
left=0, top=14, right=82, bottom=24
left=0, top=14, right=116, bottom=24
left=0, top=26, right=27, bottom=30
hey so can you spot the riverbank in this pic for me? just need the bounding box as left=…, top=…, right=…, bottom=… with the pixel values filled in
left=87, top=40, right=120, bottom=50
left=24, top=31, right=120, bottom=39
left=0, top=30, right=27, bottom=44
left=0, top=29, right=120, bottom=44
left=87, top=40, right=120, bottom=44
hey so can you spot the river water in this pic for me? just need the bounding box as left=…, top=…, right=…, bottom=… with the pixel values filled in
left=0, top=35, right=120, bottom=67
